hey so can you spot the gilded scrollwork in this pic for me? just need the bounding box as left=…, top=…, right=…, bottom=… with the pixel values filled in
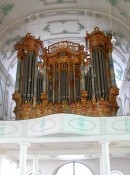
left=13, top=30, right=119, bottom=120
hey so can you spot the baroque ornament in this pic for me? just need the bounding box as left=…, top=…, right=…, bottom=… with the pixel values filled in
left=13, top=28, right=119, bottom=120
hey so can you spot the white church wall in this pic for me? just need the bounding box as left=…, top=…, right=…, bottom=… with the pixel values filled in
left=0, top=114, right=130, bottom=139
left=116, top=97, right=123, bottom=116
left=25, top=158, right=130, bottom=175
left=112, top=43, right=130, bottom=116
left=0, top=59, right=16, bottom=120
left=26, top=159, right=99, bottom=175
left=2, top=79, right=15, bottom=121
left=110, top=158, right=130, bottom=175
left=0, top=76, right=5, bottom=120
left=0, top=156, right=19, bottom=175
left=119, top=63, right=130, bottom=116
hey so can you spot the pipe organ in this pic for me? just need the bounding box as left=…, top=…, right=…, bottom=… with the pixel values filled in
left=13, top=27, right=119, bottom=120
left=46, top=42, right=82, bottom=104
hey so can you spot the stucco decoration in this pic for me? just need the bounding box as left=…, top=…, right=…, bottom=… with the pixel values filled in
left=113, top=59, right=123, bottom=81
left=124, top=96, right=130, bottom=115
left=40, top=0, right=77, bottom=5
left=107, top=0, right=130, bottom=18
left=0, top=77, right=3, bottom=105
left=1, top=35, right=22, bottom=60
left=68, top=118, right=96, bottom=131
left=0, top=123, right=17, bottom=135
left=0, top=3, right=15, bottom=23
left=31, top=119, right=56, bottom=133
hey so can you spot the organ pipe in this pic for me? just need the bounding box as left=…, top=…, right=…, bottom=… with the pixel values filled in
left=13, top=28, right=119, bottom=120
left=15, top=59, right=21, bottom=92
left=85, top=27, right=117, bottom=102
left=14, top=33, right=43, bottom=105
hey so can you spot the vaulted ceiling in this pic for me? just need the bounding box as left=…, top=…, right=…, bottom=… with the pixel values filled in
left=0, top=0, right=130, bottom=90
left=1, top=0, right=130, bottom=41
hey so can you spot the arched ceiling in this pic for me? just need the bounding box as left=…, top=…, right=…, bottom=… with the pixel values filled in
left=0, top=0, right=130, bottom=88
left=1, top=0, right=130, bottom=42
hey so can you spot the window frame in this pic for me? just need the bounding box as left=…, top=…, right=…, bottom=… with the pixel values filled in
left=111, top=169, right=125, bottom=175
left=55, top=161, right=94, bottom=175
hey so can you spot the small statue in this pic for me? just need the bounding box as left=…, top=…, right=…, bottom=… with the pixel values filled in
left=12, top=91, right=21, bottom=111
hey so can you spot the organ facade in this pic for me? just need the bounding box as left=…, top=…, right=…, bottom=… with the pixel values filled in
left=13, top=27, right=119, bottom=120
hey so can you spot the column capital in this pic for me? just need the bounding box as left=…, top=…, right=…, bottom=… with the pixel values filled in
left=100, top=141, right=110, bottom=146
left=18, top=143, right=30, bottom=148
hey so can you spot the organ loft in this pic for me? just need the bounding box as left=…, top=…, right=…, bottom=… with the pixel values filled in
left=13, top=27, right=119, bottom=120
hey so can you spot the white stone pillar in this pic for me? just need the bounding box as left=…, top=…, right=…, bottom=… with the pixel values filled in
left=33, top=156, right=39, bottom=175
left=99, top=155, right=103, bottom=175
left=0, top=155, right=3, bottom=175
left=100, top=141, right=111, bottom=175
left=19, top=143, right=30, bottom=175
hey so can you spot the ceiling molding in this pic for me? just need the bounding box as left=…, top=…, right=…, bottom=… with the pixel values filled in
left=0, top=8, right=130, bottom=37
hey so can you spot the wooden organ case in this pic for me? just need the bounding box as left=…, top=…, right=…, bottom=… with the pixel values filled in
left=13, top=27, right=119, bottom=120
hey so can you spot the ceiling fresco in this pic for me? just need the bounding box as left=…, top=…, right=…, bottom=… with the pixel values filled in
left=0, top=3, right=15, bottom=23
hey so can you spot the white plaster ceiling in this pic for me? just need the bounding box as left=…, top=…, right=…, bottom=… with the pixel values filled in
left=1, top=140, right=130, bottom=161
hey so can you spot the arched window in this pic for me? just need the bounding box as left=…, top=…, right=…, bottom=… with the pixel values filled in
left=56, top=162, right=94, bottom=175
left=111, top=170, right=125, bottom=175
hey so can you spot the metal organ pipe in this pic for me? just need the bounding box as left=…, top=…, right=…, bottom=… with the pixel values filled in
left=37, top=71, right=39, bottom=103
left=36, top=69, right=43, bottom=104
left=43, top=65, right=46, bottom=92
left=105, top=52, right=111, bottom=90
left=100, top=50, right=105, bottom=98
left=25, top=53, right=28, bottom=102
left=52, top=65, right=54, bottom=103
left=101, top=50, right=108, bottom=99
left=98, top=48, right=104, bottom=98
left=90, top=52, right=95, bottom=99
left=96, top=49, right=102, bottom=99
left=73, top=62, right=76, bottom=104
left=30, top=54, right=33, bottom=100
left=92, top=50, right=97, bottom=98
left=31, top=56, right=35, bottom=98
left=34, top=54, right=38, bottom=102
left=27, top=53, right=30, bottom=101
left=21, top=56, right=25, bottom=103
left=89, top=66, right=92, bottom=100
left=70, top=69, right=74, bottom=103
left=21, top=58, right=25, bottom=103
left=68, top=63, right=71, bottom=104
left=58, top=63, right=60, bottom=103
left=20, top=58, right=24, bottom=102
left=13, top=30, right=119, bottom=119
left=55, top=65, right=59, bottom=103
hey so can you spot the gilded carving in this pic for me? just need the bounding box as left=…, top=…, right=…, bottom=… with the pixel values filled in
left=13, top=97, right=119, bottom=119
left=12, top=91, right=21, bottom=111
left=13, top=29, right=119, bottom=120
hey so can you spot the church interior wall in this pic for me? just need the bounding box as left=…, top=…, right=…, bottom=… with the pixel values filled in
left=25, top=158, right=130, bottom=175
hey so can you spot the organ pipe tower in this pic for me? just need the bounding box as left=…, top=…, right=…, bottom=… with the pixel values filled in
left=13, top=27, right=119, bottom=120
